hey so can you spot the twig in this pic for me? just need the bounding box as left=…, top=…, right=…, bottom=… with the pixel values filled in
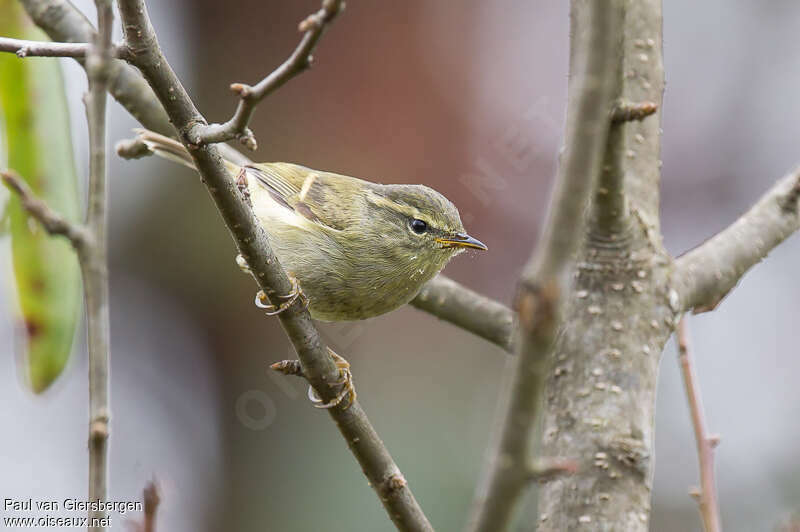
left=190, top=0, right=345, bottom=149
left=675, top=167, right=800, bottom=313
left=592, top=99, right=659, bottom=234
left=0, top=36, right=128, bottom=59
left=410, top=276, right=515, bottom=353
left=1, top=171, right=90, bottom=247
left=467, top=2, right=624, bottom=531
left=676, top=317, right=722, bottom=532
left=526, top=458, right=578, bottom=483
left=116, top=1, right=431, bottom=529
left=610, top=100, right=658, bottom=123
left=115, top=137, right=153, bottom=159
left=83, top=2, right=114, bottom=530
left=142, top=480, right=160, bottom=532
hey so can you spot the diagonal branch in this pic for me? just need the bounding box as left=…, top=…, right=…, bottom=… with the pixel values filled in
left=1, top=170, right=90, bottom=249
left=115, top=1, right=431, bottom=529
left=0, top=36, right=128, bottom=59
left=467, top=2, right=624, bottom=530
left=675, top=166, right=800, bottom=313
left=676, top=317, right=722, bottom=532
left=190, top=0, right=345, bottom=149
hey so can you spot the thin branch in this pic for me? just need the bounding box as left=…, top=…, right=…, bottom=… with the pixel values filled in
left=116, top=1, right=431, bottom=529
left=0, top=36, right=87, bottom=57
left=84, top=2, right=114, bottom=530
left=676, top=317, right=722, bottom=532
left=142, top=480, right=160, bottom=532
left=467, top=2, right=624, bottom=531
left=0, top=36, right=128, bottom=59
left=410, top=275, right=515, bottom=353
left=190, top=0, right=345, bottom=149
left=115, top=137, right=154, bottom=159
left=1, top=170, right=90, bottom=248
left=675, top=167, right=800, bottom=313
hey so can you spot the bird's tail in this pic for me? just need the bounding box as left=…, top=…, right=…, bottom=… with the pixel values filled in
left=134, top=128, right=241, bottom=174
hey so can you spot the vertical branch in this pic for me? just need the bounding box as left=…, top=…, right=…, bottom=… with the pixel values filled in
left=467, top=2, right=623, bottom=530
left=676, top=317, right=722, bottom=532
left=83, top=1, right=113, bottom=530
left=142, top=480, right=160, bottom=532
left=535, top=1, right=668, bottom=529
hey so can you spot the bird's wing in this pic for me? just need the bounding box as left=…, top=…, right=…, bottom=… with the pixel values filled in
left=246, top=163, right=360, bottom=232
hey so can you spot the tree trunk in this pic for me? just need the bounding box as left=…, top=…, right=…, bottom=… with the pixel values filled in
left=536, top=1, right=671, bottom=529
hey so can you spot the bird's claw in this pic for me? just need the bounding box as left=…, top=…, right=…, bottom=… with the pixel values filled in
left=235, top=254, right=252, bottom=275
left=308, top=350, right=356, bottom=410
left=254, top=275, right=308, bottom=316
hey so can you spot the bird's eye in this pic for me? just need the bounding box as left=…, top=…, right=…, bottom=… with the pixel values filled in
left=410, top=219, right=428, bottom=234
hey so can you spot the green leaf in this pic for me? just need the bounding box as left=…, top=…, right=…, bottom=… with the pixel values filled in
left=0, top=1, right=82, bottom=393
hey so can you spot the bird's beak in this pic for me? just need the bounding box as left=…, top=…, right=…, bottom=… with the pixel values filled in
left=436, top=233, right=488, bottom=251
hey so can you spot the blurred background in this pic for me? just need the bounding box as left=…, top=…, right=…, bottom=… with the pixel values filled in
left=1, top=0, right=799, bottom=530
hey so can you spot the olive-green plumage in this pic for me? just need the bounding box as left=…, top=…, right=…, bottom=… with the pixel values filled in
left=136, top=129, right=487, bottom=321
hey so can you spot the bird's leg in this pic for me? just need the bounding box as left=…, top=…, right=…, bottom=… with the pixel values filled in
left=254, top=274, right=309, bottom=316
left=308, top=349, right=356, bottom=410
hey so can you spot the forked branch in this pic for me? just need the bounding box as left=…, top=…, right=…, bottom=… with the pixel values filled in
left=189, top=0, right=345, bottom=149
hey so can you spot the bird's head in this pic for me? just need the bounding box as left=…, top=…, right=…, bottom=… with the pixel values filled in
left=364, top=184, right=487, bottom=273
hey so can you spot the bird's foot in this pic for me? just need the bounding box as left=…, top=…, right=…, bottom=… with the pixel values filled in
left=254, top=275, right=308, bottom=316
left=235, top=254, right=251, bottom=275
left=308, top=349, right=356, bottom=410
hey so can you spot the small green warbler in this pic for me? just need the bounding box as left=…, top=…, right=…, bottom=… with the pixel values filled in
left=135, top=129, right=487, bottom=322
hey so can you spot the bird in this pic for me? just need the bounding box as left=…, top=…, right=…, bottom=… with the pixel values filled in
left=134, top=129, right=487, bottom=322
left=132, top=129, right=487, bottom=407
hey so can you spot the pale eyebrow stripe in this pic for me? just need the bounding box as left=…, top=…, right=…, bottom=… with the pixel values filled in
left=365, top=191, right=440, bottom=228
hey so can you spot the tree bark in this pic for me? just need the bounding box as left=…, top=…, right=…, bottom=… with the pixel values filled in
left=468, top=0, right=624, bottom=529
left=535, top=1, right=673, bottom=529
